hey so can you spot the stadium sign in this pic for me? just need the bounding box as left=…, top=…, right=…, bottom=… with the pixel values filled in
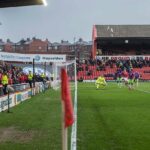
left=96, top=55, right=150, bottom=60
left=0, top=52, right=66, bottom=62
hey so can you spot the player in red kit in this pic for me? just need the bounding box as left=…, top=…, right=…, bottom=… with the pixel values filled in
left=122, top=69, right=129, bottom=86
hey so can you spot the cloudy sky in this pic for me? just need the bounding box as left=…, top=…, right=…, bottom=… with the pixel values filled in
left=0, top=0, right=150, bottom=42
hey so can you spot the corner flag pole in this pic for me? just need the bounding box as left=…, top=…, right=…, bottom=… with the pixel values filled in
left=62, top=102, right=68, bottom=150
left=61, top=68, right=74, bottom=150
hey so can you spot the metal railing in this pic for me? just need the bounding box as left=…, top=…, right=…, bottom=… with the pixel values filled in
left=0, top=83, right=30, bottom=96
left=0, top=81, right=51, bottom=97
left=12, top=83, right=30, bottom=92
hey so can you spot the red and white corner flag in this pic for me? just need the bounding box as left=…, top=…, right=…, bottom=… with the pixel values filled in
left=61, top=68, right=74, bottom=128
left=61, top=68, right=74, bottom=150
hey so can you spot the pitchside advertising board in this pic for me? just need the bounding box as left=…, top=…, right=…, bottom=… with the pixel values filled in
left=96, top=55, right=150, bottom=60
left=0, top=52, right=66, bottom=62
left=0, top=82, right=45, bottom=112
left=16, top=89, right=32, bottom=105
left=0, top=94, right=15, bottom=112
left=0, top=89, right=32, bottom=112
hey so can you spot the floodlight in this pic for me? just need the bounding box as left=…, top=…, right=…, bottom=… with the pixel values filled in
left=42, top=0, right=48, bottom=6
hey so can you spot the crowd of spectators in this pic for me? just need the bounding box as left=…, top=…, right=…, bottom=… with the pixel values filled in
left=0, top=62, right=50, bottom=85
left=77, top=58, right=150, bottom=70
left=0, top=61, right=50, bottom=96
left=77, top=58, right=150, bottom=79
left=0, top=62, right=24, bottom=85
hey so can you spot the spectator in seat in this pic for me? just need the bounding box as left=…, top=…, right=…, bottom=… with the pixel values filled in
left=85, top=66, right=88, bottom=71
left=19, top=73, right=26, bottom=83
left=78, top=77, right=83, bottom=82
left=8, top=77, right=13, bottom=85
left=24, top=73, right=28, bottom=83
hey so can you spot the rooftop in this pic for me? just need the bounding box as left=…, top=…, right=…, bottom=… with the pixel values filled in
left=95, top=25, right=150, bottom=38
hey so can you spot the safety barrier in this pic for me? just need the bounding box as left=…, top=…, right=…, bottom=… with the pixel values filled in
left=0, top=81, right=51, bottom=112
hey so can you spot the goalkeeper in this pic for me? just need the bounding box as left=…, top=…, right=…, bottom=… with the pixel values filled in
left=95, top=75, right=107, bottom=89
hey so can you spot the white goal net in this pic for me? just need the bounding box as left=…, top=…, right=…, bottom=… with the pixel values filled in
left=52, top=60, right=76, bottom=90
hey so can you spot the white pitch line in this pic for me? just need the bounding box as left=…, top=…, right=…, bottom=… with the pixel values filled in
left=71, top=88, right=77, bottom=150
left=71, top=60, right=77, bottom=150
left=135, top=89, right=150, bottom=94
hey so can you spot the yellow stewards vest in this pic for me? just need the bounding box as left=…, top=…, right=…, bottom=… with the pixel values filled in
left=28, top=74, right=33, bottom=80
left=2, top=75, right=8, bottom=85
left=41, top=74, right=45, bottom=78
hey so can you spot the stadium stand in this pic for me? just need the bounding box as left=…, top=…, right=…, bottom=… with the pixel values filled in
left=89, top=25, right=150, bottom=81
left=77, top=59, right=150, bottom=81
left=0, top=61, right=50, bottom=96
left=92, top=25, right=150, bottom=58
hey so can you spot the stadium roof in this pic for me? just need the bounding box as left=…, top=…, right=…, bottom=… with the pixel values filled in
left=95, top=25, right=150, bottom=38
left=0, top=0, right=45, bottom=8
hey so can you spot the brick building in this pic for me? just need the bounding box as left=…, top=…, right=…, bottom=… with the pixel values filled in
left=4, top=39, right=15, bottom=52
left=1, top=37, right=92, bottom=60
left=15, top=38, right=49, bottom=53
left=0, top=39, right=5, bottom=52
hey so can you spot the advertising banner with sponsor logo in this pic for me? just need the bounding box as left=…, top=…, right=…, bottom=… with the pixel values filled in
left=96, top=55, right=150, bottom=60
left=0, top=86, right=41, bottom=113
left=21, top=91, right=30, bottom=101
left=0, top=94, right=15, bottom=112
left=0, top=52, right=66, bottom=62
left=15, top=92, right=22, bottom=105
left=28, top=89, right=32, bottom=97
left=15, top=89, right=32, bottom=104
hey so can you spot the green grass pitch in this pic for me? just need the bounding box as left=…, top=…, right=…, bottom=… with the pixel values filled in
left=0, top=82, right=149, bottom=150
left=78, top=82, right=150, bottom=150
